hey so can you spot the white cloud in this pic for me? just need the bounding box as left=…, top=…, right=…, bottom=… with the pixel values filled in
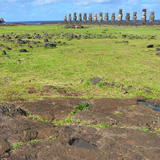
left=32, top=0, right=58, bottom=5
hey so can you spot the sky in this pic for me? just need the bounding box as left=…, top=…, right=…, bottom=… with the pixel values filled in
left=0, top=0, right=160, bottom=22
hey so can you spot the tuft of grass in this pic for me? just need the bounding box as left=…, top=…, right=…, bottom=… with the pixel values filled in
left=69, top=102, right=91, bottom=115
left=114, top=111, right=123, bottom=115
left=11, top=141, right=24, bottom=150
left=129, top=105, right=136, bottom=109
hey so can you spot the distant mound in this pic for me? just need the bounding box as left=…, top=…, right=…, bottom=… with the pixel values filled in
left=0, top=18, right=4, bottom=23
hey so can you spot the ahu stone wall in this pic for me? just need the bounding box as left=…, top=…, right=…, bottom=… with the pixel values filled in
left=65, top=9, right=156, bottom=23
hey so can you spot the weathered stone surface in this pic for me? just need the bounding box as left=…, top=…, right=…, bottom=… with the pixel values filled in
left=0, top=18, right=4, bottom=23
left=19, top=49, right=27, bottom=52
left=104, top=13, right=109, bottom=21
left=1, top=98, right=160, bottom=159
left=89, top=13, right=92, bottom=22
left=44, top=42, right=56, bottom=48
left=0, top=138, right=10, bottom=156
left=111, top=13, right=115, bottom=21
left=99, top=13, right=103, bottom=22
left=118, top=9, right=123, bottom=21
left=93, top=13, right=97, bottom=22
left=69, top=13, right=72, bottom=22
left=132, top=12, right=137, bottom=21
left=125, top=13, right=130, bottom=21
left=147, top=44, right=154, bottom=48
left=64, top=14, right=67, bottom=22
left=83, top=13, right=87, bottom=22
left=79, top=13, right=82, bottom=22
left=90, top=77, right=102, bottom=85
left=16, top=39, right=26, bottom=44
left=2, top=50, right=6, bottom=55
left=150, top=11, right=155, bottom=22
left=73, top=12, right=77, bottom=22
left=141, top=9, right=147, bottom=22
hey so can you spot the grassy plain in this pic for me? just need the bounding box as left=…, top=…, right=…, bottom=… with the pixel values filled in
left=0, top=24, right=160, bottom=102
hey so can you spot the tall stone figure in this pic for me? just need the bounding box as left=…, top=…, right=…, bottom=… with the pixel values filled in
left=93, top=13, right=97, bottom=22
left=118, top=9, right=123, bottom=21
left=125, top=13, right=130, bottom=21
left=104, top=13, right=109, bottom=21
left=64, top=15, right=67, bottom=22
left=111, top=13, right=115, bottom=22
left=99, top=13, right=103, bottom=22
left=79, top=13, right=82, bottom=22
left=69, top=13, right=72, bottom=22
left=149, top=11, right=155, bottom=22
left=73, top=12, right=77, bottom=22
left=89, top=13, right=92, bottom=22
left=83, top=13, right=87, bottom=22
left=141, top=9, right=146, bottom=22
left=132, top=12, right=137, bottom=21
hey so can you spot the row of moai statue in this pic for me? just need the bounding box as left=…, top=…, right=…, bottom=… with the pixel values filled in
left=64, top=9, right=155, bottom=22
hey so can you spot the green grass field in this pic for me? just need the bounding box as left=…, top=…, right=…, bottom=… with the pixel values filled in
left=0, top=24, right=160, bottom=102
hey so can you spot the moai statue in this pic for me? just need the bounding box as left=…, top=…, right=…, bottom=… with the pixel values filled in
left=89, top=13, right=92, bottom=22
left=111, top=13, right=115, bottom=21
left=125, top=13, right=130, bottom=21
left=118, top=9, right=123, bottom=21
left=73, top=12, right=77, bottom=22
left=99, top=13, right=103, bottom=22
left=93, top=13, right=97, bottom=22
left=83, top=13, right=87, bottom=22
left=79, top=13, right=82, bottom=22
left=64, top=15, right=67, bottom=22
left=141, top=9, right=146, bottom=22
left=104, top=13, right=109, bottom=21
left=132, top=12, right=137, bottom=21
left=149, top=11, right=155, bottom=22
left=69, top=13, right=72, bottom=22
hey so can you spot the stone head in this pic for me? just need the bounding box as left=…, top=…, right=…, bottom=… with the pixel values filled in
left=119, top=9, right=122, bottom=14
left=99, top=13, right=103, bottom=16
left=143, top=9, right=146, bottom=12
left=133, top=12, right=137, bottom=16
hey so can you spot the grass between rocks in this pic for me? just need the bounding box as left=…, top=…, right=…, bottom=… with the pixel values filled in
left=26, top=103, right=160, bottom=134
left=0, top=24, right=160, bottom=102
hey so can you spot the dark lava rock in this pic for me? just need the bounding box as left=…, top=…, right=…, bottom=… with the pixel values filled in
left=43, top=32, right=48, bottom=36
left=27, top=45, right=33, bottom=48
left=156, top=53, right=160, bottom=56
left=44, top=42, right=56, bottom=48
left=16, top=39, right=26, bottom=44
left=43, top=38, right=48, bottom=42
left=103, top=82, right=114, bottom=87
left=19, top=49, right=27, bottom=52
left=156, top=48, right=160, bottom=51
left=0, top=138, right=10, bottom=156
left=2, top=50, right=6, bottom=55
left=147, top=45, right=154, bottom=48
left=90, top=77, right=102, bottom=85
left=1, top=98, right=160, bottom=159
left=5, top=46, right=11, bottom=50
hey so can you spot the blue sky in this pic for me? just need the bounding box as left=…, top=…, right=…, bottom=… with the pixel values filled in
left=1, top=0, right=160, bottom=22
